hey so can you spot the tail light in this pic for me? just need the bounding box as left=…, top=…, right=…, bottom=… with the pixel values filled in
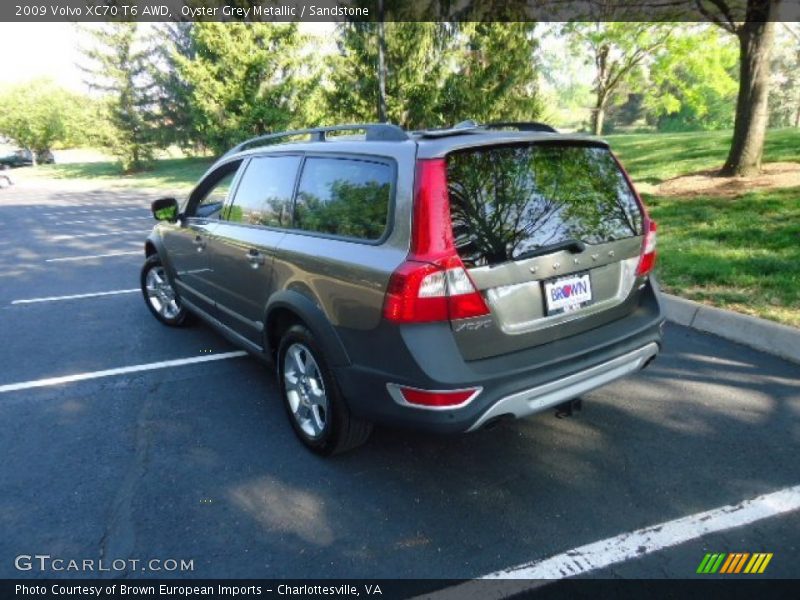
left=383, top=255, right=490, bottom=322
left=611, top=152, right=657, bottom=278
left=387, top=383, right=482, bottom=409
left=636, top=219, right=658, bottom=276
left=382, top=159, right=490, bottom=323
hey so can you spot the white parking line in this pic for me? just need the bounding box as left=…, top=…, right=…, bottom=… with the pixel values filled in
left=60, top=217, right=152, bottom=225
left=42, top=208, right=146, bottom=216
left=50, top=230, right=149, bottom=240
left=11, top=289, right=140, bottom=305
left=491, top=484, right=800, bottom=579
left=0, top=351, right=248, bottom=394
left=420, top=485, right=800, bottom=599
left=46, top=251, right=141, bottom=262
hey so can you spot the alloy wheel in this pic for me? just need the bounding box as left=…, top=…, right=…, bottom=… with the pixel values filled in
left=145, top=266, right=182, bottom=320
left=283, top=343, right=329, bottom=439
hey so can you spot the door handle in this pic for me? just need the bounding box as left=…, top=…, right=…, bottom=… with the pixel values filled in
left=245, top=249, right=266, bottom=268
left=193, top=235, right=206, bottom=251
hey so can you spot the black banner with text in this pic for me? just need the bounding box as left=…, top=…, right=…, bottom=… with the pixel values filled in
left=5, top=579, right=800, bottom=600
left=3, top=0, right=800, bottom=23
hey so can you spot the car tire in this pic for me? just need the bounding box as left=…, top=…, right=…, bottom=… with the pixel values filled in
left=278, top=324, right=372, bottom=455
left=140, top=254, right=190, bottom=327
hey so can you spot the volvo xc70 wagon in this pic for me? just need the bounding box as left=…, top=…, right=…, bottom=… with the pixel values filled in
left=142, top=121, right=664, bottom=455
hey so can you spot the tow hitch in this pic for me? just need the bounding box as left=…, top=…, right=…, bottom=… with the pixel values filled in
left=555, top=397, right=583, bottom=419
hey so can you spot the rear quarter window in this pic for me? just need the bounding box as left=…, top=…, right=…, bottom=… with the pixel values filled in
left=447, top=143, right=643, bottom=267
left=293, top=157, right=392, bottom=241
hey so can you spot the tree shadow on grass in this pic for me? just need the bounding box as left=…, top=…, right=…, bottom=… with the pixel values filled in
left=28, top=157, right=214, bottom=189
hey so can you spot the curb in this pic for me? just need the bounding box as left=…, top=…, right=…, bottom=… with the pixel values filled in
left=661, top=294, right=800, bottom=364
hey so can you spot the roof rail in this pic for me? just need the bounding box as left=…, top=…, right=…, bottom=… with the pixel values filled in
left=415, top=120, right=558, bottom=139
left=483, top=121, right=558, bottom=133
left=222, top=123, right=409, bottom=158
left=415, top=121, right=483, bottom=138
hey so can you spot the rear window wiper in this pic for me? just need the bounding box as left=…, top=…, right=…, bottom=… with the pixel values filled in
left=514, top=239, right=586, bottom=261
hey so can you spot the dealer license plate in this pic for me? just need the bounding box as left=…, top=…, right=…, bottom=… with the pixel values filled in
left=544, top=273, right=593, bottom=315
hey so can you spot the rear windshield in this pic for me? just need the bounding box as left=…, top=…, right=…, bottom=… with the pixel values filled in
left=446, top=143, right=643, bottom=268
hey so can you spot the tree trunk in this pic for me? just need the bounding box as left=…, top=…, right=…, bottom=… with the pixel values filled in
left=592, top=43, right=609, bottom=136
left=720, top=6, right=777, bottom=177
left=592, top=96, right=606, bottom=136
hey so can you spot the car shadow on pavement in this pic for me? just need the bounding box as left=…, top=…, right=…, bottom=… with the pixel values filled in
left=147, top=323, right=799, bottom=578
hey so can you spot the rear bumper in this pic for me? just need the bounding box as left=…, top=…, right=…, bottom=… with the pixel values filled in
left=334, top=279, right=665, bottom=434
left=465, top=342, right=658, bottom=431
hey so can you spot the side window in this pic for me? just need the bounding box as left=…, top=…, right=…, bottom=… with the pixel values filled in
left=224, top=155, right=300, bottom=227
left=294, top=157, right=392, bottom=240
left=194, top=167, right=239, bottom=219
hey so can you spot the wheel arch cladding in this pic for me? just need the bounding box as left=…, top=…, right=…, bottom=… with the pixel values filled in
left=145, top=233, right=177, bottom=276
left=145, top=232, right=168, bottom=258
left=265, top=290, right=351, bottom=367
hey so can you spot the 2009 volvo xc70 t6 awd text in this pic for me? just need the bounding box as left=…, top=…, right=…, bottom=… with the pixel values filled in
left=141, top=121, right=664, bottom=455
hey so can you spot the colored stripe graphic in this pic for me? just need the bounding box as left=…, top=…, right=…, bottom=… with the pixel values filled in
left=699, top=552, right=773, bottom=574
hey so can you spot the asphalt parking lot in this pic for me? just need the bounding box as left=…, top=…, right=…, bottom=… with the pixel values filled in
left=0, top=183, right=798, bottom=582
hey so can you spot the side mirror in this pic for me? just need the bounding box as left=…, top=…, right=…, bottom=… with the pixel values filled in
left=151, top=197, right=179, bottom=222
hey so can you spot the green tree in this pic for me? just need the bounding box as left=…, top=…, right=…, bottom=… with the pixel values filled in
left=326, top=22, right=454, bottom=129
left=80, top=23, right=157, bottom=172
left=565, top=22, right=673, bottom=135
left=327, top=22, right=542, bottom=129
left=174, top=23, right=321, bottom=155
left=646, top=26, right=739, bottom=131
left=441, top=23, right=542, bottom=123
left=0, top=78, right=92, bottom=160
left=150, top=22, right=198, bottom=152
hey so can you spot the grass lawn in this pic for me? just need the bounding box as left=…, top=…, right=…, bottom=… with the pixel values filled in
left=13, top=156, right=214, bottom=192
left=609, top=127, right=800, bottom=327
left=646, top=187, right=800, bottom=327
left=606, top=127, right=800, bottom=184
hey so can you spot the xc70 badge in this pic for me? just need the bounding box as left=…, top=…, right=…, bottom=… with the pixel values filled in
left=454, top=318, right=493, bottom=332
